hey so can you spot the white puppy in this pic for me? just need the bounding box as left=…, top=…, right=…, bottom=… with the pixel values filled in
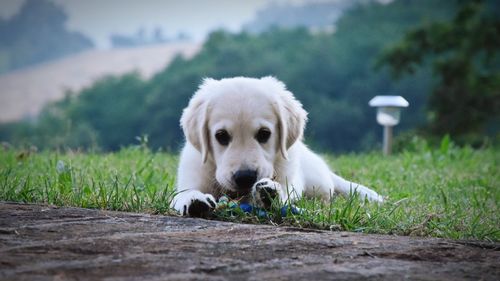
left=171, top=77, right=383, bottom=217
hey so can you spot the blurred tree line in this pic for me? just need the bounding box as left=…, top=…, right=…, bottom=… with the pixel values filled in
left=110, top=27, right=171, bottom=48
left=242, top=0, right=353, bottom=33
left=379, top=0, right=500, bottom=143
left=1, top=0, right=498, bottom=152
left=0, top=0, right=94, bottom=74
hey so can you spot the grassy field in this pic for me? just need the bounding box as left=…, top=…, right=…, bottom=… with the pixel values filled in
left=1, top=139, right=498, bottom=241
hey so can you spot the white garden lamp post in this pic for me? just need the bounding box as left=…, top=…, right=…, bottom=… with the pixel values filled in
left=369, top=96, right=409, bottom=155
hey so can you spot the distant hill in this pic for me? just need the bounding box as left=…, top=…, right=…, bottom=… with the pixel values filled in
left=243, top=0, right=357, bottom=33
left=0, top=42, right=201, bottom=123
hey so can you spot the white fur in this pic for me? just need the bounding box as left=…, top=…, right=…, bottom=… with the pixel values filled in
left=171, top=77, right=383, bottom=216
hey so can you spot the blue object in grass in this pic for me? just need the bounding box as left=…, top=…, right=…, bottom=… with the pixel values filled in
left=218, top=196, right=301, bottom=217
left=239, top=202, right=301, bottom=217
left=257, top=209, right=268, bottom=218
left=280, top=205, right=301, bottom=217
left=239, top=203, right=253, bottom=213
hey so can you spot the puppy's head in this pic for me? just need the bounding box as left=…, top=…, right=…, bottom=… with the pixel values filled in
left=181, top=76, right=307, bottom=193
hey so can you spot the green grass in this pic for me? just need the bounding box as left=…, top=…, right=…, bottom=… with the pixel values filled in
left=1, top=141, right=499, bottom=241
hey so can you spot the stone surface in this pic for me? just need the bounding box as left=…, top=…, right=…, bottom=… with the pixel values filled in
left=0, top=202, right=498, bottom=280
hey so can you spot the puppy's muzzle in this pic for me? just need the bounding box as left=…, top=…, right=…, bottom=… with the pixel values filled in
left=233, top=169, right=257, bottom=191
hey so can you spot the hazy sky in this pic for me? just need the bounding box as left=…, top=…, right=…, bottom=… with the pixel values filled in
left=0, top=0, right=287, bottom=48
left=0, top=0, right=393, bottom=48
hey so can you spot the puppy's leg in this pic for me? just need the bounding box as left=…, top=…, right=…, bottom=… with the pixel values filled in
left=171, top=190, right=216, bottom=218
left=331, top=173, right=384, bottom=203
left=252, top=178, right=283, bottom=209
left=298, top=143, right=384, bottom=203
left=251, top=177, right=303, bottom=209
left=171, top=143, right=217, bottom=218
left=252, top=154, right=305, bottom=209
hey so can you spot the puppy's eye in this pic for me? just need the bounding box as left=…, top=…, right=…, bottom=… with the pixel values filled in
left=215, top=129, right=231, bottom=146
left=256, top=128, right=271, bottom=144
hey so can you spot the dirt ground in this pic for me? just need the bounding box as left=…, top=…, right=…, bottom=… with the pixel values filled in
left=0, top=203, right=498, bottom=281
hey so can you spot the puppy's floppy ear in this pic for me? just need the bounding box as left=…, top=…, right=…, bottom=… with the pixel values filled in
left=180, top=79, right=215, bottom=163
left=262, top=76, right=308, bottom=159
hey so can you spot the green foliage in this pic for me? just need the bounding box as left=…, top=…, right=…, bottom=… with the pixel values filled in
left=64, top=73, right=149, bottom=150
left=1, top=0, right=460, bottom=152
left=378, top=0, right=500, bottom=138
left=0, top=0, right=94, bottom=73
left=1, top=144, right=498, bottom=241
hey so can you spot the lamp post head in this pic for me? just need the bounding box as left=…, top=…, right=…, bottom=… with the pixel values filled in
left=369, top=96, right=409, bottom=126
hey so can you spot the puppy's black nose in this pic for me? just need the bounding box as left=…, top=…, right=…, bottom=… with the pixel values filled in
left=233, top=169, right=258, bottom=190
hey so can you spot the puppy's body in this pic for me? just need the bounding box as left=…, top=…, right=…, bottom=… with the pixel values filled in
left=172, top=77, right=383, bottom=216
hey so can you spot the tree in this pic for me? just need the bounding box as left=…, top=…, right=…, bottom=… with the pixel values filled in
left=0, top=0, right=94, bottom=73
left=378, top=0, right=500, bottom=138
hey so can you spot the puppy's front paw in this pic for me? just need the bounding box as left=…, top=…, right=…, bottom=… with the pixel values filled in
left=252, top=178, right=282, bottom=209
left=171, top=190, right=216, bottom=218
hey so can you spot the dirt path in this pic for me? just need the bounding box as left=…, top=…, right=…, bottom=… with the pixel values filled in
left=0, top=203, right=498, bottom=280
